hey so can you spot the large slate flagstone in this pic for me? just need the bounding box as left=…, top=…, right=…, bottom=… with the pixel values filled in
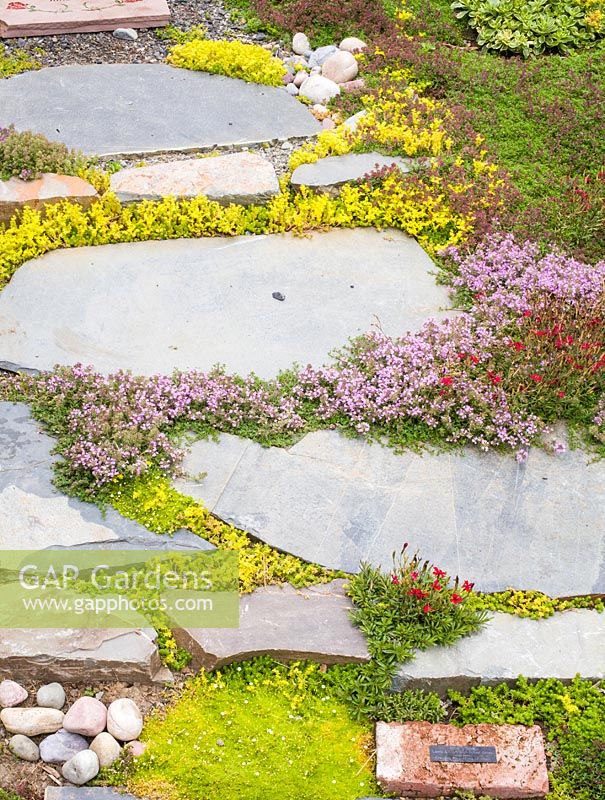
left=174, top=579, right=370, bottom=669
left=174, top=430, right=605, bottom=595
left=393, top=610, right=605, bottom=694
left=0, top=628, right=164, bottom=683
left=0, top=65, right=320, bottom=157
left=0, top=402, right=211, bottom=551
left=0, top=0, right=169, bottom=38
left=0, top=229, right=450, bottom=378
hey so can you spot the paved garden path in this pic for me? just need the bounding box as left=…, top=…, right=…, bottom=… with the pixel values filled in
left=0, top=230, right=449, bottom=377
left=175, top=429, right=605, bottom=596
left=0, top=65, right=320, bottom=156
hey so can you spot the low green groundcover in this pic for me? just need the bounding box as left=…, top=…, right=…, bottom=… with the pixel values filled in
left=127, top=659, right=383, bottom=800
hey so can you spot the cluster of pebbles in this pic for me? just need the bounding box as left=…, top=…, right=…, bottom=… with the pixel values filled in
left=281, top=32, right=367, bottom=110
left=0, top=679, right=145, bottom=786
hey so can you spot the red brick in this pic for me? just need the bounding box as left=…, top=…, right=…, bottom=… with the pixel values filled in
left=376, top=721, right=549, bottom=798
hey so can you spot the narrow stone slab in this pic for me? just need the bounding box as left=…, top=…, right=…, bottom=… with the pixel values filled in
left=393, top=610, right=605, bottom=695
left=0, top=402, right=212, bottom=551
left=376, top=721, right=549, bottom=798
left=0, top=173, right=97, bottom=223
left=110, top=152, right=280, bottom=205
left=46, top=790, right=139, bottom=800
left=0, top=0, right=169, bottom=38
left=174, top=430, right=605, bottom=595
left=0, top=229, right=449, bottom=378
left=0, top=628, right=164, bottom=683
left=291, top=152, right=412, bottom=191
left=174, top=579, right=370, bottom=669
left=0, top=65, right=320, bottom=157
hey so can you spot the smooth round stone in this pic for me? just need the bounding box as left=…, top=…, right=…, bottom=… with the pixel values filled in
left=282, top=72, right=294, bottom=85
left=299, top=74, right=341, bottom=104
left=322, top=118, right=336, bottom=130
left=292, top=32, right=310, bottom=55
left=113, top=28, right=138, bottom=41
left=63, top=697, right=107, bottom=737
left=293, top=70, right=308, bottom=88
left=308, top=45, right=339, bottom=68
left=40, top=729, right=89, bottom=764
left=339, top=36, right=367, bottom=52
left=90, top=731, right=122, bottom=767
left=0, top=680, right=28, bottom=708
left=36, top=682, right=66, bottom=710
left=9, top=734, right=39, bottom=762
left=0, top=707, right=64, bottom=736
left=321, top=51, right=359, bottom=84
left=286, top=83, right=299, bottom=96
left=125, top=740, right=146, bottom=758
left=106, top=698, right=143, bottom=742
left=62, top=750, right=100, bottom=786
left=340, top=78, right=366, bottom=93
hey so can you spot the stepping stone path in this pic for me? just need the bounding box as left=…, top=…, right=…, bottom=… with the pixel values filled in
left=110, top=151, right=280, bottom=205
left=0, top=174, right=97, bottom=223
left=0, top=65, right=320, bottom=157
left=0, top=402, right=212, bottom=552
left=291, top=152, right=413, bottom=192
left=0, top=628, right=165, bottom=683
left=175, top=579, right=370, bottom=670
left=0, top=229, right=449, bottom=378
left=376, top=721, right=549, bottom=798
left=174, top=429, right=605, bottom=595
left=393, top=609, right=605, bottom=694
left=0, top=0, right=169, bottom=38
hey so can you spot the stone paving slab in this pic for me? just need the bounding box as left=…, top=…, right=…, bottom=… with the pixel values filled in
left=291, top=152, right=412, bottom=191
left=393, top=610, right=605, bottom=695
left=110, top=151, right=280, bottom=205
left=0, top=229, right=449, bottom=378
left=174, top=430, right=605, bottom=595
left=46, top=790, right=139, bottom=800
left=0, top=0, right=169, bottom=38
left=376, top=721, right=549, bottom=798
left=0, top=628, right=165, bottom=683
left=0, top=173, right=97, bottom=223
left=174, top=579, right=370, bottom=670
left=0, top=65, right=320, bottom=157
left=0, top=402, right=212, bottom=551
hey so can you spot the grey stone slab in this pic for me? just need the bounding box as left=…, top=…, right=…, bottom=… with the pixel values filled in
left=0, top=229, right=450, bottom=379
left=175, top=430, right=605, bottom=595
left=46, top=789, right=139, bottom=800
left=393, top=610, right=605, bottom=695
left=0, top=64, right=320, bottom=157
left=174, top=579, right=370, bottom=669
left=0, top=402, right=212, bottom=552
left=291, top=152, right=413, bottom=190
left=0, top=628, right=165, bottom=684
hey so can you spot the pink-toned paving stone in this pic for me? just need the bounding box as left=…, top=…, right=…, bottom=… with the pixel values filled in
left=376, top=721, right=549, bottom=798
left=0, top=173, right=97, bottom=222
left=0, top=0, right=169, bottom=38
left=109, top=151, right=280, bottom=206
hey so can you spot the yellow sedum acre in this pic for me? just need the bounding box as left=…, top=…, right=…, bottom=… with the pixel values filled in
left=167, top=39, right=287, bottom=86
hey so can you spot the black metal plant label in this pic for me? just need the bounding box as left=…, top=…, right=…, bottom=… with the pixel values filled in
left=429, top=745, right=498, bottom=764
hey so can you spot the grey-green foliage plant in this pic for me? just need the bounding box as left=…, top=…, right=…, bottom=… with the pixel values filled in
left=451, top=0, right=604, bottom=56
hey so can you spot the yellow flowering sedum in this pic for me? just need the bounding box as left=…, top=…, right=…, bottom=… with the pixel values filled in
left=167, top=39, right=287, bottom=86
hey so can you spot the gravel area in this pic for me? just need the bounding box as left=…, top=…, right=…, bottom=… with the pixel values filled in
left=1, top=0, right=283, bottom=69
